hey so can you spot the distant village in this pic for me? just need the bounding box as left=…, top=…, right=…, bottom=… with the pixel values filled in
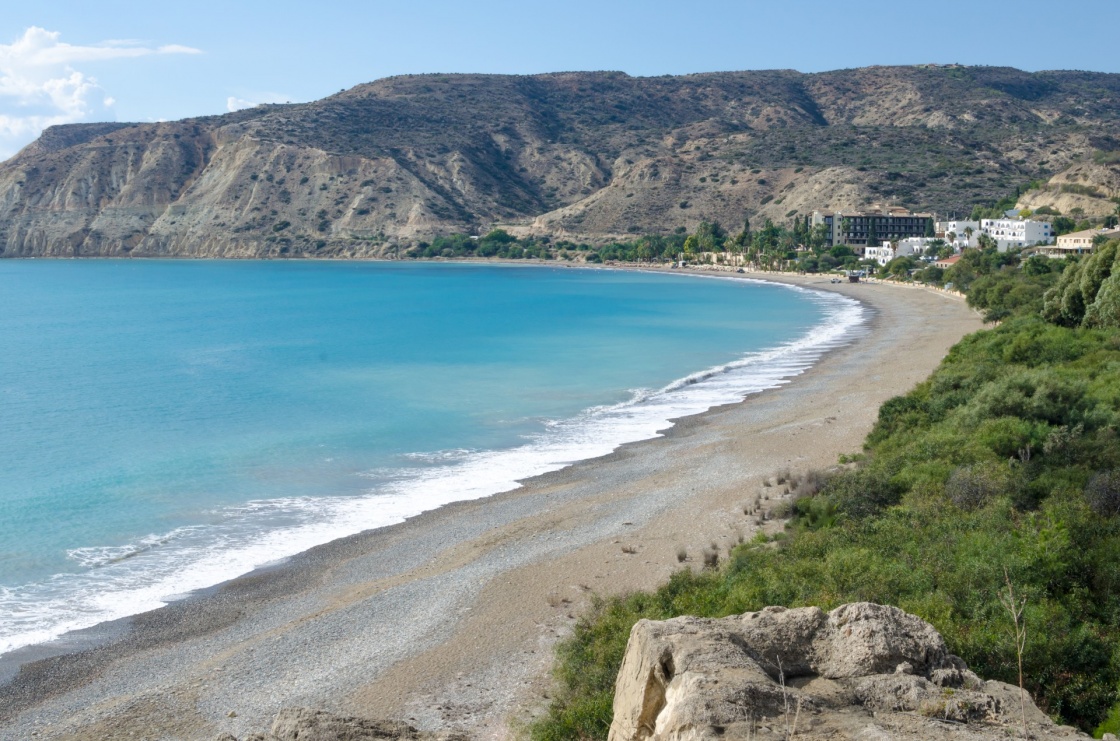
left=807, top=206, right=1120, bottom=270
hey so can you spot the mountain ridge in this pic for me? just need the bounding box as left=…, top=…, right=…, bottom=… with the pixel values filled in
left=3, top=65, right=1120, bottom=258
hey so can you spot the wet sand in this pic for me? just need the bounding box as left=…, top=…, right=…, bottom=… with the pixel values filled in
left=0, top=274, right=983, bottom=741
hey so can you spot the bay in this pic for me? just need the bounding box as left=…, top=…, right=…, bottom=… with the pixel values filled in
left=0, top=260, right=863, bottom=653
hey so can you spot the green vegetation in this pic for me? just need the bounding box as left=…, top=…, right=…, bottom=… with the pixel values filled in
left=409, top=230, right=561, bottom=260
left=968, top=181, right=1044, bottom=220
left=1042, top=241, right=1120, bottom=329
left=531, top=241, right=1120, bottom=740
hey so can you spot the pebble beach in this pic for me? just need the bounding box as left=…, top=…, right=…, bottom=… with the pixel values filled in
left=0, top=273, right=983, bottom=741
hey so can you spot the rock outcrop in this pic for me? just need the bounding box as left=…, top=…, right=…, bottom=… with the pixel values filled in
left=608, top=603, right=1086, bottom=740
left=216, top=707, right=468, bottom=741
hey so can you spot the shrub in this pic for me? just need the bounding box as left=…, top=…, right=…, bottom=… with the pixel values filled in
left=532, top=258, right=1120, bottom=740
left=823, top=466, right=903, bottom=518
left=1085, top=470, right=1120, bottom=517
left=945, top=464, right=1005, bottom=510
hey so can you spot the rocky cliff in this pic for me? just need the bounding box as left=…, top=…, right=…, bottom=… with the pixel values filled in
left=4, top=66, right=1120, bottom=258
left=608, top=603, right=1084, bottom=740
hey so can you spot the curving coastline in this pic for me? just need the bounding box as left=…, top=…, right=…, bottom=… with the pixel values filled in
left=0, top=274, right=982, bottom=741
left=0, top=266, right=858, bottom=659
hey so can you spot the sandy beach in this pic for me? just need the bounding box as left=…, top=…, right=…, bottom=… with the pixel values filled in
left=0, top=273, right=983, bottom=741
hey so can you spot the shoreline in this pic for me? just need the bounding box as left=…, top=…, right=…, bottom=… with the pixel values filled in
left=0, top=264, right=858, bottom=661
left=0, top=274, right=983, bottom=741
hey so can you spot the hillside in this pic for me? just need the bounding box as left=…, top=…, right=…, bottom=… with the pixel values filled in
left=3, top=65, right=1120, bottom=258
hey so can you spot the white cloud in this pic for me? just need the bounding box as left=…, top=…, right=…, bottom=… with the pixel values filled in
left=226, top=96, right=258, bottom=112
left=0, top=27, right=201, bottom=160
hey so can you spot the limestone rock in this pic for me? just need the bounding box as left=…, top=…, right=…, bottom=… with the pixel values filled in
left=218, top=707, right=469, bottom=741
left=608, top=602, right=1087, bottom=741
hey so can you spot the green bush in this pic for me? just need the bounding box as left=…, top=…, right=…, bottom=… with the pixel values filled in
left=530, top=272, right=1120, bottom=739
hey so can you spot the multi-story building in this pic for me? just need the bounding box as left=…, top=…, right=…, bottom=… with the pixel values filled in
left=937, top=220, right=981, bottom=249
left=980, top=219, right=1053, bottom=251
left=897, top=237, right=938, bottom=256
left=866, top=237, right=936, bottom=266
left=810, top=207, right=934, bottom=252
left=865, top=242, right=895, bottom=266
left=1036, top=228, right=1120, bottom=258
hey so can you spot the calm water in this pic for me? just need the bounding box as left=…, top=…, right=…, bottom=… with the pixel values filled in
left=0, top=261, right=863, bottom=653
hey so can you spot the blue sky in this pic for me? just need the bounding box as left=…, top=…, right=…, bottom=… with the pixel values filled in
left=2, top=0, right=1119, bottom=159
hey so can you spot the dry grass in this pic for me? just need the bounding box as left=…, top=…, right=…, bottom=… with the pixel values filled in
left=790, top=469, right=830, bottom=498
left=770, top=500, right=794, bottom=519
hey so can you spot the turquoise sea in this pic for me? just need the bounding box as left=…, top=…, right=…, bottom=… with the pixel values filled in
left=0, top=261, right=864, bottom=654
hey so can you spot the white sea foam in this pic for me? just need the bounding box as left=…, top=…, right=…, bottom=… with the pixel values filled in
left=0, top=281, right=866, bottom=657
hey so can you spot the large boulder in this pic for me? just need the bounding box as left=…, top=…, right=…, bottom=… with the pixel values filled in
left=217, top=708, right=469, bottom=741
left=608, top=603, right=1086, bottom=741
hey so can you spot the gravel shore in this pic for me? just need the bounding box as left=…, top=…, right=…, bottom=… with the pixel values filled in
left=0, top=274, right=982, bottom=741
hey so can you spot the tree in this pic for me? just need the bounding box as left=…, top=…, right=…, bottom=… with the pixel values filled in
left=483, top=228, right=515, bottom=244
left=925, top=218, right=936, bottom=238
left=635, top=239, right=654, bottom=263
left=920, top=265, right=945, bottom=284
left=792, top=217, right=809, bottom=248
left=1023, top=255, right=1053, bottom=276
left=695, top=221, right=727, bottom=253
left=682, top=235, right=698, bottom=257
left=866, top=218, right=879, bottom=248
left=977, top=233, right=997, bottom=251
left=886, top=256, right=916, bottom=279
left=923, top=239, right=947, bottom=257
left=1052, top=216, right=1077, bottom=235
left=810, top=223, right=830, bottom=252
left=964, top=226, right=975, bottom=244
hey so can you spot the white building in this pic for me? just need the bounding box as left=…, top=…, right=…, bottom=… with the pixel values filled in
left=897, top=237, right=937, bottom=256
left=865, top=241, right=895, bottom=266
left=866, top=238, right=936, bottom=266
left=1035, top=228, right=1120, bottom=258
left=979, top=219, right=1053, bottom=251
left=938, top=220, right=981, bottom=249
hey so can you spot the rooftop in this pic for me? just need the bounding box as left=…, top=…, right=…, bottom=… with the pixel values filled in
left=816, top=208, right=933, bottom=218
left=1057, top=227, right=1120, bottom=241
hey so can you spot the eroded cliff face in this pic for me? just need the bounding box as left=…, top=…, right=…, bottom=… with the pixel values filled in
left=3, top=66, right=1120, bottom=257
left=606, top=603, right=1085, bottom=741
